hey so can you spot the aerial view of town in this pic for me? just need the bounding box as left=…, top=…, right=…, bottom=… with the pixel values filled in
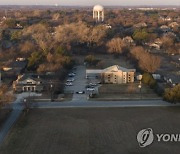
left=0, top=0, right=179, bottom=153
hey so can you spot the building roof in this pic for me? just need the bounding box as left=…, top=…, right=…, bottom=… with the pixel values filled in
left=86, top=65, right=136, bottom=74
left=17, top=74, right=42, bottom=82
left=104, top=65, right=136, bottom=73
left=93, top=5, right=104, bottom=11
left=86, top=69, right=103, bottom=74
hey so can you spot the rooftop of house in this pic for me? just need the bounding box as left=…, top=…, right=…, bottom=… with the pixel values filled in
left=17, top=74, right=42, bottom=82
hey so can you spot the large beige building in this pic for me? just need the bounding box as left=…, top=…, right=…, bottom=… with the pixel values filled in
left=86, top=65, right=136, bottom=84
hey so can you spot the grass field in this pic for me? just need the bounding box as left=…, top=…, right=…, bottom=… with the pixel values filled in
left=95, top=83, right=160, bottom=100
left=1, top=107, right=180, bottom=154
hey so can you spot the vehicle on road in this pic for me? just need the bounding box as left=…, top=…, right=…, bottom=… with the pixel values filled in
left=76, top=91, right=85, bottom=94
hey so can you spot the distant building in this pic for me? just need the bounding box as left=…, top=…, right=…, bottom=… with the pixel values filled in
left=169, top=22, right=179, bottom=28
left=86, top=65, right=136, bottom=84
left=104, top=24, right=112, bottom=29
left=147, top=38, right=162, bottom=50
left=93, top=5, right=104, bottom=22
left=134, top=22, right=147, bottom=28
left=160, top=16, right=172, bottom=21
left=123, top=36, right=134, bottom=45
left=160, top=25, right=171, bottom=33
left=2, top=58, right=27, bottom=75
left=13, top=74, right=44, bottom=93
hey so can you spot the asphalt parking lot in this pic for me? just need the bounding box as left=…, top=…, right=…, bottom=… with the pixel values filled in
left=65, top=65, right=87, bottom=101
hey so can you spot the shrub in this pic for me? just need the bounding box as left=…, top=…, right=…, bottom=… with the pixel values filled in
left=163, top=84, right=180, bottom=103
left=142, top=73, right=156, bottom=88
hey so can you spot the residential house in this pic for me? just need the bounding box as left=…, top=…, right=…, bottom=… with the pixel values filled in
left=160, top=25, right=171, bottom=33
left=86, top=65, right=136, bottom=84
left=123, top=36, right=135, bottom=46
left=2, top=58, right=27, bottom=75
left=169, top=22, right=179, bottom=28
left=147, top=38, right=162, bottom=50
left=160, top=16, right=172, bottom=21
left=13, top=74, right=44, bottom=93
left=134, top=22, right=147, bottom=28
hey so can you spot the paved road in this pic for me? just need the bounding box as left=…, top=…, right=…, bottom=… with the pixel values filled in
left=0, top=94, right=179, bottom=146
left=0, top=93, right=41, bottom=145
left=31, top=99, right=179, bottom=109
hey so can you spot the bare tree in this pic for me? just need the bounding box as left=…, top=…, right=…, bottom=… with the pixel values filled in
left=139, top=53, right=161, bottom=73
left=20, top=41, right=35, bottom=55
left=106, top=38, right=126, bottom=54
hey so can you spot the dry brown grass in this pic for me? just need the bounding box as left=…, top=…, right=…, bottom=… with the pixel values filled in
left=96, top=83, right=160, bottom=100
left=1, top=108, right=180, bottom=154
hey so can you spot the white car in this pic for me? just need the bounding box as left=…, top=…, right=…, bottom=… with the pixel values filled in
left=76, top=91, right=85, bottom=94
left=89, top=83, right=97, bottom=86
left=68, top=73, right=75, bottom=77
left=86, top=88, right=95, bottom=91
left=66, top=82, right=73, bottom=86
left=67, top=78, right=75, bottom=82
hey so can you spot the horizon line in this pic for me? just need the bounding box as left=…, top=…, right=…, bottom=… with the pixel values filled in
left=0, top=4, right=180, bottom=7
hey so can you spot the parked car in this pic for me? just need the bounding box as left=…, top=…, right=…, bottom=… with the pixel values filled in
left=89, top=83, right=97, bottom=86
left=76, top=91, right=85, bottom=94
left=86, top=88, right=95, bottom=91
left=66, top=82, right=73, bottom=86
left=86, top=85, right=94, bottom=88
left=67, top=78, right=75, bottom=82
left=68, top=73, right=75, bottom=77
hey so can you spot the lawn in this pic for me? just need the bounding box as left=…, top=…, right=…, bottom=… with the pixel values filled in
left=94, top=82, right=161, bottom=100
left=1, top=107, right=180, bottom=154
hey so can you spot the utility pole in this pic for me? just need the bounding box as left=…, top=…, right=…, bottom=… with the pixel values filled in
left=50, top=82, right=54, bottom=102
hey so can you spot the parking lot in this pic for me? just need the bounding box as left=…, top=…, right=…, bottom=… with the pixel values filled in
left=64, top=65, right=87, bottom=101
left=64, top=65, right=100, bottom=101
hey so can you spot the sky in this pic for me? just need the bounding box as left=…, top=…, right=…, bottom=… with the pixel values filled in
left=0, top=0, right=179, bottom=6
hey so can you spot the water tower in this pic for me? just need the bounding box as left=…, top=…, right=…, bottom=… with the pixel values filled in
left=93, top=5, right=104, bottom=22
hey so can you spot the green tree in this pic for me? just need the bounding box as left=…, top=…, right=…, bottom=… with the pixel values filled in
left=84, top=55, right=99, bottom=66
left=55, top=46, right=67, bottom=56
left=3, top=19, right=16, bottom=28
left=11, top=31, right=22, bottom=41
left=133, top=29, right=149, bottom=43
